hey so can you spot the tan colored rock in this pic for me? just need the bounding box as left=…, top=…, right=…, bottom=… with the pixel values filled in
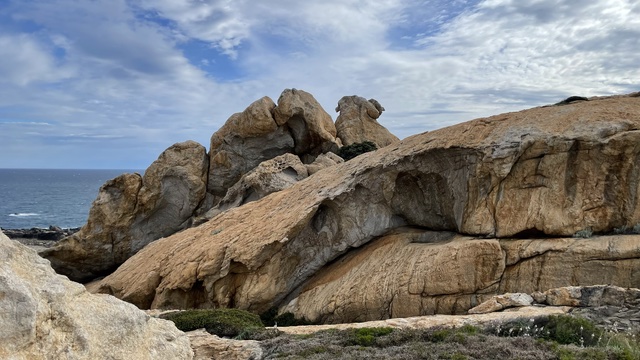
left=207, top=96, right=293, bottom=201
left=277, top=306, right=571, bottom=335
left=539, top=285, right=628, bottom=307
left=95, top=94, right=640, bottom=321
left=211, top=153, right=308, bottom=216
left=281, top=229, right=505, bottom=322
left=42, top=140, right=208, bottom=282
left=335, top=95, right=399, bottom=148
left=0, top=232, right=193, bottom=360
left=468, top=293, right=534, bottom=314
left=186, top=329, right=263, bottom=360
left=207, top=89, right=340, bottom=205
left=305, top=152, right=344, bottom=175
left=274, top=88, right=340, bottom=155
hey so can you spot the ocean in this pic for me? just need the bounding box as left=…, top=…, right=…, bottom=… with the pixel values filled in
left=0, top=169, right=141, bottom=230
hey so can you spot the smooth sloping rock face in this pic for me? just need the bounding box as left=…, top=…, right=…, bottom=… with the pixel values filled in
left=96, top=94, right=640, bottom=319
left=335, top=95, right=399, bottom=147
left=283, top=232, right=640, bottom=323
left=42, top=140, right=208, bottom=282
left=0, top=232, right=193, bottom=360
left=207, top=89, right=339, bottom=204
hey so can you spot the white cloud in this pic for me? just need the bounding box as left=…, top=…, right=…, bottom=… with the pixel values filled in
left=0, top=34, right=72, bottom=86
left=0, top=0, right=639, bottom=168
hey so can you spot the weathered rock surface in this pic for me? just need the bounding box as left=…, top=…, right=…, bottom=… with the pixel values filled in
left=207, top=89, right=339, bottom=205
left=95, top=94, right=640, bottom=321
left=283, top=232, right=640, bottom=323
left=206, top=154, right=309, bottom=218
left=186, top=329, right=262, bottom=360
left=468, top=293, right=534, bottom=314
left=276, top=306, right=571, bottom=335
left=0, top=232, right=193, bottom=360
left=335, top=95, right=399, bottom=148
left=274, top=88, right=340, bottom=156
left=305, top=152, right=344, bottom=175
left=41, top=140, right=208, bottom=282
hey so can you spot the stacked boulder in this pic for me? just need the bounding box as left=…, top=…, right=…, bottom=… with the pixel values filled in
left=41, top=89, right=386, bottom=282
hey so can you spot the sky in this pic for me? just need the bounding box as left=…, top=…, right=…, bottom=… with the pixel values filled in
left=0, top=0, right=638, bottom=169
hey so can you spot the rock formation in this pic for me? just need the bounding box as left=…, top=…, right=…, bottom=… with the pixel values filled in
left=335, top=95, right=399, bottom=147
left=94, top=94, right=640, bottom=323
left=40, top=89, right=399, bottom=283
left=41, top=140, right=208, bottom=282
left=186, top=329, right=262, bottom=360
left=204, top=153, right=309, bottom=220
left=207, top=89, right=340, bottom=205
left=0, top=231, right=193, bottom=359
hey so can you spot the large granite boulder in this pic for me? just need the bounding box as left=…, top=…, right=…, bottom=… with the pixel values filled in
left=0, top=232, right=193, bottom=359
left=207, top=89, right=340, bottom=205
left=42, top=140, right=208, bottom=282
left=335, top=95, right=399, bottom=147
left=95, top=94, right=640, bottom=321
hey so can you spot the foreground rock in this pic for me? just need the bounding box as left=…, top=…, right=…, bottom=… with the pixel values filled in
left=41, top=140, right=208, bottom=282
left=186, top=329, right=262, bottom=360
left=94, top=94, right=640, bottom=321
left=0, top=232, right=193, bottom=359
left=335, top=95, right=399, bottom=148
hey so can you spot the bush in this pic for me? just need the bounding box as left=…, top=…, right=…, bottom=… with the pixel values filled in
left=260, top=307, right=312, bottom=327
left=161, top=308, right=264, bottom=338
left=337, top=141, right=377, bottom=161
left=540, top=315, right=603, bottom=347
left=347, top=327, right=394, bottom=346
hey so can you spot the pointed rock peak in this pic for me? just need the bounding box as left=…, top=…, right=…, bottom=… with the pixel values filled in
left=335, top=95, right=399, bottom=148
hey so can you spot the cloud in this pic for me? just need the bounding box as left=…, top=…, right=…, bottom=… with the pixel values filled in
left=0, top=0, right=638, bottom=168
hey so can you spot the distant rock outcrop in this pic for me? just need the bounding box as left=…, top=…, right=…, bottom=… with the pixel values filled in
left=42, top=140, right=208, bottom=282
left=0, top=231, right=193, bottom=359
left=335, top=95, right=399, bottom=148
left=94, top=94, right=640, bottom=323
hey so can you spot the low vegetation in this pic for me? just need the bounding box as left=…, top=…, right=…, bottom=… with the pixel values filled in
left=160, top=308, right=264, bottom=338
left=159, top=309, right=640, bottom=359
left=260, top=316, right=640, bottom=359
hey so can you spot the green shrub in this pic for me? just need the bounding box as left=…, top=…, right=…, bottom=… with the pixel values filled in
left=541, top=315, right=603, bottom=347
left=337, top=141, right=377, bottom=161
left=259, top=307, right=312, bottom=327
left=348, top=327, right=394, bottom=346
left=161, top=308, right=264, bottom=338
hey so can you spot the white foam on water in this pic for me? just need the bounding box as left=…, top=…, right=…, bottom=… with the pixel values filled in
left=8, top=213, right=40, bottom=217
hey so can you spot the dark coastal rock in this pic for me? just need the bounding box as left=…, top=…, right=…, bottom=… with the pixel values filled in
left=1, top=226, right=79, bottom=241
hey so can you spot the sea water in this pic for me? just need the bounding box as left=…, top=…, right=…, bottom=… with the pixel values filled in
left=0, top=169, right=141, bottom=229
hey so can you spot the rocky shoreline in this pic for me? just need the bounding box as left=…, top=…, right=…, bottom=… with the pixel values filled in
left=1, top=226, right=80, bottom=248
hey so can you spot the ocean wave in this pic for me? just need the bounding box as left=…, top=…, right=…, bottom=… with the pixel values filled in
left=8, top=213, right=40, bottom=217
